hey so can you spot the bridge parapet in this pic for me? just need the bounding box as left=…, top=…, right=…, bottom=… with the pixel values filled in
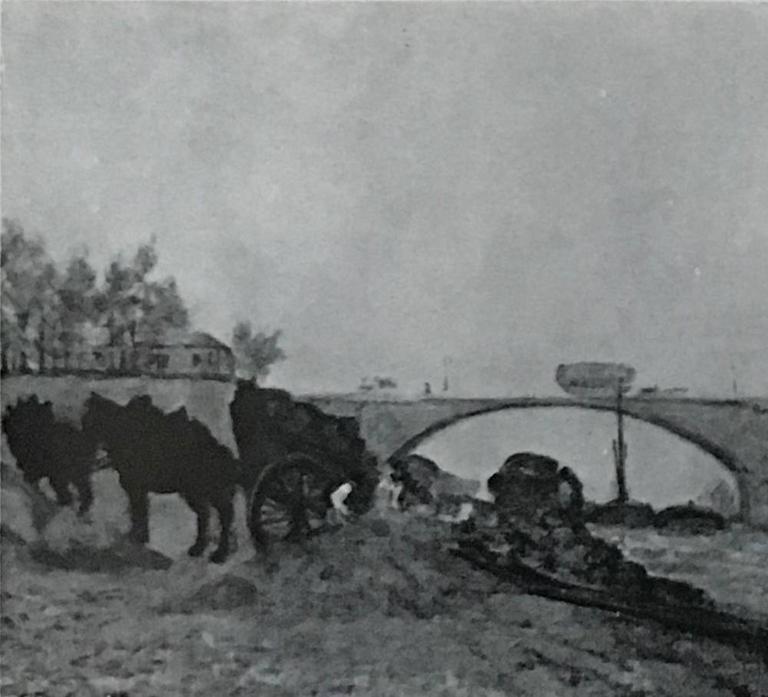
left=3, top=381, right=766, bottom=528
left=310, top=395, right=768, bottom=528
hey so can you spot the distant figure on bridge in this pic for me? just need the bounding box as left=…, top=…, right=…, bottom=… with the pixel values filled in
left=424, top=382, right=432, bottom=397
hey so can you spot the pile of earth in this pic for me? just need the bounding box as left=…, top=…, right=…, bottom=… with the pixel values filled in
left=166, top=450, right=721, bottom=625
left=584, top=499, right=727, bottom=534
left=3, top=522, right=767, bottom=697
left=0, top=458, right=175, bottom=573
left=0, top=505, right=173, bottom=574
left=163, top=512, right=499, bottom=621
left=3, top=469, right=768, bottom=696
left=456, top=452, right=715, bottom=610
left=0, top=461, right=58, bottom=543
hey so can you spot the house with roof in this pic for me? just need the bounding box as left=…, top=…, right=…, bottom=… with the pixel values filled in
left=1, top=326, right=236, bottom=381
left=137, top=329, right=235, bottom=380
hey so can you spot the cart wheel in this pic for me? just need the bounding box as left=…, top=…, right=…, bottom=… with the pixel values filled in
left=247, top=454, right=335, bottom=550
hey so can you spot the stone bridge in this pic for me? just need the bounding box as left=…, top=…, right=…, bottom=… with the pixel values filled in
left=2, top=376, right=767, bottom=527
left=307, top=395, right=768, bottom=528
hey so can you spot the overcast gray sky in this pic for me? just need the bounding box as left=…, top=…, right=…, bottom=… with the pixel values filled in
left=3, top=2, right=767, bottom=396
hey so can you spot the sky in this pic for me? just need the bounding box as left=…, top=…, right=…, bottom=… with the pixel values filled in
left=2, top=2, right=767, bottom=397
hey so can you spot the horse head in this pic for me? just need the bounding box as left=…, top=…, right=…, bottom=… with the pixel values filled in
left=2, top=396, right=56, bottom=480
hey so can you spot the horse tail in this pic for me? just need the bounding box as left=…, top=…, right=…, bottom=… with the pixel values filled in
left=231, top=456, right=251, bottom=492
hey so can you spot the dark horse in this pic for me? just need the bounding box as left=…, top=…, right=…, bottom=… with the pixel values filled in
left=2, top=395, right=96, bottom=515
left=81, top=392, right=241, bottom=563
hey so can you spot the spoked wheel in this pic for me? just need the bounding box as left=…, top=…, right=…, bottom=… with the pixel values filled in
left=247, top=454, right=336, bottom=550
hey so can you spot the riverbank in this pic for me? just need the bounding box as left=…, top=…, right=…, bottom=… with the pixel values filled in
left=592, top=524, right=768, bottom=621
left=2, top=509, right=767, bottom=697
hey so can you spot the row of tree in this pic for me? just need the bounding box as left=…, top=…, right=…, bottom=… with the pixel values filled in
left=1, top=218, right=284, bottom=381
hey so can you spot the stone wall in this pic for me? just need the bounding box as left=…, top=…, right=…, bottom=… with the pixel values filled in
left=1, top=375, right=238, bottom=456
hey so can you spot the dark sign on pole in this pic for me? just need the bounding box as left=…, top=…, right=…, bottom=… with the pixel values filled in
left=555, top=362, right=636, bottom=503
left=555, top=362, right=636, bottom=399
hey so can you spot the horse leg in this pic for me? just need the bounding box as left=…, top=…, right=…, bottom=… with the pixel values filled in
left=209, top=491, right=235, bottom=564
left=23, top=470, right=44, bottom=496
left=126, top=488, right=150, bottom=544
left=49, top=473, right=74, bottom=507
left=186, top=497, right=210, bottom=558
left=73, top=471, right=94, bottom=518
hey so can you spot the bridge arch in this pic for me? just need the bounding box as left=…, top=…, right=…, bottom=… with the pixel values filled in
left=385, top=400, right=749, bottom=520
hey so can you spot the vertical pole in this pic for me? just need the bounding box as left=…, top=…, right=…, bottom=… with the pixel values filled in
left=442, top=356, right=449, bottom=393
left=615, top=378, right=628, bottom=503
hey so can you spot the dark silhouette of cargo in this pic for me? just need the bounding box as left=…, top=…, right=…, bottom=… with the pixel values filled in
left=454, top=451, right=768, bottom=662
left=653, top=503, right=726, bottom=533
left=584, top=500, right=657, bottom=528
left=488, top=452, right=585, bottom=524
left=230, top=380, right=379, bottom=549
left=81, top=392, right=240, bottom=563
left=584, top=500, right=727, bottom=533
left=2, top=395, right=96, bottom=515
left=462, top=452, right=713, bottom=608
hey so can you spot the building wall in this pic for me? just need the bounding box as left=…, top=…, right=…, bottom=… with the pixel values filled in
left=156, top=346, right=235, bottom=379
left=1, top=375, right=238, bottom=455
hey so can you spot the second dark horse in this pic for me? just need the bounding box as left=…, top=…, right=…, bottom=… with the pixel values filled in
left=81, top=392, right=241, bottom=563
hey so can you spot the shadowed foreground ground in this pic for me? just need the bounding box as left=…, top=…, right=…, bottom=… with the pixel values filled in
left=1, top=472, right=767, bottom=697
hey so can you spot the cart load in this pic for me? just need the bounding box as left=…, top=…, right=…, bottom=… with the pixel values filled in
left=229, top=380, right=379, bottom=549
left=453, top=452, right=768, bottom=659
left=461, top=452, right=710, bottom=606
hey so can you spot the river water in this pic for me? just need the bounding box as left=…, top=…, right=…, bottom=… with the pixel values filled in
left=413, top=406, right=739, bottom=514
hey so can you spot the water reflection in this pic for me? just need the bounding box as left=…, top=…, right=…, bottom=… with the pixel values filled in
left=414, top=407, right=739, bottom=515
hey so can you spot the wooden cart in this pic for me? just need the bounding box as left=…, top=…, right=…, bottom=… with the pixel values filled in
left=230, top=382, right=379, bottom=550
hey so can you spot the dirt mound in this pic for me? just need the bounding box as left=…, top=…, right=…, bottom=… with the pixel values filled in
left=465, top=453, right=716, bottom=610
left=163, top=511, right=498, bottom=624
left=1, top=467, right=172, bottom=573
left=28, top=539, right=172, bottom=572
left=0, top=461, right=60, bottom=543
left=244, top=513, right=498, bottom=622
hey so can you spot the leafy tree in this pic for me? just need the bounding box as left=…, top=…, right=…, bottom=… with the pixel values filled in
left=2, top=222, right=191, bottom=373
left=1, top=219, right=62, bottom=372
left=1, top=219, right=34, bottom=371
left=30, top=261, right=65, bottom=371
left=139, top=277, right=189, bottom=344
left=97, top=241, right=189, bottom=347
left=231, top=322, right=286, bottom=383
left=56, top=254, right=100, bottom=365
